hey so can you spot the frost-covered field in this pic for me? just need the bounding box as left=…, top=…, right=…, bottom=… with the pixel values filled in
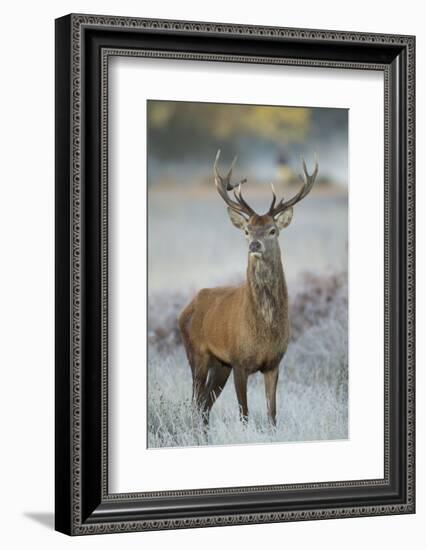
left=147, top=189, right=348, bottom=448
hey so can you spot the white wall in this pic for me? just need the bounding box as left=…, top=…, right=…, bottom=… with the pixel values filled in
left=0, top=0, right=423, bottom=547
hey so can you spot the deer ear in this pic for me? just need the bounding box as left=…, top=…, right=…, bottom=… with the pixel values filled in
left=227, top=207, right=247, bottom=230
left=275, top=207, right=293, bottom=229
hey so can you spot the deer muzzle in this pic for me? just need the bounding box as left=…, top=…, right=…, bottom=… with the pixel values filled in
left=249, top=240, right=263, bottom=257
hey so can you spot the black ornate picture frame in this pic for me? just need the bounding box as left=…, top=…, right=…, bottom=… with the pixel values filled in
left=55, top=13, right=415, bottom=535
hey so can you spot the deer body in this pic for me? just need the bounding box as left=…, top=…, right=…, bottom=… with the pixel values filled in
left=183, top=238, right=289, bottom=369
left=178, top=152, right=318, bottom=425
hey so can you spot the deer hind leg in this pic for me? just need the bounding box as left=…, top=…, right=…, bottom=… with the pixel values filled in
left=178, top=301, right=195, bottom=370
left=190, top=350, right=213, bottom=421
left=178, top=301, right=206, bottom=399
left=178, top=304, right=207, bottom=414
left=233, top=368, right=249, bottom=423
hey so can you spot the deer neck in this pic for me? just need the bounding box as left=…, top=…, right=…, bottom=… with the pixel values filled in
left=246, top=247, right=288, bottom=326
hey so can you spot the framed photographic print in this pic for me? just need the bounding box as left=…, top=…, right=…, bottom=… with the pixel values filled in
left=55, top=14, right=415, bottom=535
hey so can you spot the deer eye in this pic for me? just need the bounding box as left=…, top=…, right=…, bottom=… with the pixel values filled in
left=244, top=229, right=249, bottom=236
left=269, top=228, right=276, bottom=236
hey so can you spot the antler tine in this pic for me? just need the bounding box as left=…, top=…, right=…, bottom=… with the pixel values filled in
left=226, top=155, right=238, bottom=185
left=213, top=149, right=222, bottom=180
left=268, top=155, right=319, bottom=217
left=233, top=183, right=256, bottom=217
left=213, top=150, right=256, bottom=218
left=268, top=182, right=277, bottom=213
left=300, top=153, right=319, bottom=188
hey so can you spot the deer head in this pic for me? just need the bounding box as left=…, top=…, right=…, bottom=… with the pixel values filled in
left=213, top=150, right=319, bottom=260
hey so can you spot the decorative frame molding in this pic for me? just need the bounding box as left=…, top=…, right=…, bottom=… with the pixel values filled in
left=55, top=13, right=415, bottom=535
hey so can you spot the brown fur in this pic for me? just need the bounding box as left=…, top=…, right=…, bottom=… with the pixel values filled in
left=178, top=213, right=290, bottom=425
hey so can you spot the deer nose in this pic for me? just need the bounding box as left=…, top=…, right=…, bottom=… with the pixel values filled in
left=249, top=240, right=262, bottom=253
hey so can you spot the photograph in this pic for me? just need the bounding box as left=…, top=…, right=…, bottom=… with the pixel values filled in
left=147, top=100, right=349, bottom=448
left=53, top=11, right=415, bottom=537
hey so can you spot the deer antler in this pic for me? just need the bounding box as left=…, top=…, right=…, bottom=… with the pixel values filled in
left=268, top=154, right=319, bottom=218
left=214, top=150, right=256, bottom=219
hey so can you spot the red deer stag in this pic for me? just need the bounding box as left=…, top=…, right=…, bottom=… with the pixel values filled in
left=178, top=150, right=318, bottom=426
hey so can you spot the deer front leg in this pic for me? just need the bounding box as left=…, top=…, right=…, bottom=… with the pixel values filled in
left=264, top=367, right=279, bottom=426
left=205, top=361, right=232, bottom=412
left=233, top=368, right=248, bottom=423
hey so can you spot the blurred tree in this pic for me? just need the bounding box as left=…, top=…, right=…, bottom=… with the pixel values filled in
left=147, top=101, right=311, bottom=160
